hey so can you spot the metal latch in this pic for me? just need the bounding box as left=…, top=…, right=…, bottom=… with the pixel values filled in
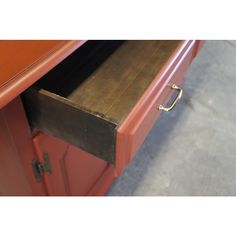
left=32, top=152, right=52, bottom=182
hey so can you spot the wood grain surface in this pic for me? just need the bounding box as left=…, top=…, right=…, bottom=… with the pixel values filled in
left=37, top=40, right=181, bottom=124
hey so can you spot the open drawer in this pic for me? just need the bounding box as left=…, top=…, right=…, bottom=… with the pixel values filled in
left=22, top=40, right=197, bottom=175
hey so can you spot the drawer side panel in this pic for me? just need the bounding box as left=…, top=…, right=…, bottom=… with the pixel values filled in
left=22, top=88, right=117, bottom=164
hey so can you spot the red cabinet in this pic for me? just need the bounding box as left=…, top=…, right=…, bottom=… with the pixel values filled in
left=0, top=40, right=203, bottom=195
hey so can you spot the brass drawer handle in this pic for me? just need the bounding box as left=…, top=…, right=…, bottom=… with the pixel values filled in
left=158, top=84, right=183, bottom=112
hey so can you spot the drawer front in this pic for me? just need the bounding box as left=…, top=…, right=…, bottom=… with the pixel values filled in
left=116, top=40, right=196, bottom=175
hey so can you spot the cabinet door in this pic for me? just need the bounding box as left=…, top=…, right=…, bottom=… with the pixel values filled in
left=33, top=133, right=114, bottom=196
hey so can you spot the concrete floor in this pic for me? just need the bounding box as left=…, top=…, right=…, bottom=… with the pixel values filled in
left=108, top=40, right=236, bottom=196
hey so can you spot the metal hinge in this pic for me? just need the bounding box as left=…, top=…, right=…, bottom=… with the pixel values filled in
left=32, top=152, right=52, bottom=182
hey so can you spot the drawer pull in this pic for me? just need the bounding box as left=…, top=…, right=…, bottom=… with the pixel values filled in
left=158, top=84, right=183, bottom=112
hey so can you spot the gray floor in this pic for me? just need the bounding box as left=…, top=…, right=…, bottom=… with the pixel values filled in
left=108, top=40, right=236, bottom=196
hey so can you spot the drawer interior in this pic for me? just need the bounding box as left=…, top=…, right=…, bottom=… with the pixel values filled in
left=22, top=40, right=181, bottom=164
left=36, top=40, right=181, bottom=124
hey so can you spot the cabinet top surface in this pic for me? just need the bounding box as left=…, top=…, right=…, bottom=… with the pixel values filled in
left=0, top=40, right=85, bottom=109
left=0, top=41, right=62, bottom=88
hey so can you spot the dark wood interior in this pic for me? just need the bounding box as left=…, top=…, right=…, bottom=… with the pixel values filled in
left=37, top=41, right=125, bottom=97
left=37, top=40, right=181, bottom=124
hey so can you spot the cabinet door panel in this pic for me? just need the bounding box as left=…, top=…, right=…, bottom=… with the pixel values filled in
left=33, top=133, right=110, bottom=196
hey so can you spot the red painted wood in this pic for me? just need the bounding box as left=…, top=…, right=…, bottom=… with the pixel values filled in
left=0, top=97, right=46, bottom=195
left=0, top=40, right=86, bottom=109
left=0, top=40, right=203, bottom=195
left=116, top=40, right=197, bottom=175
left=33, top=133, right=114, bottom=196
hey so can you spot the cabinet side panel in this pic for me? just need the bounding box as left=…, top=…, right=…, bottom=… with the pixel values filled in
left=0, top=97, right=46, bottom=195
